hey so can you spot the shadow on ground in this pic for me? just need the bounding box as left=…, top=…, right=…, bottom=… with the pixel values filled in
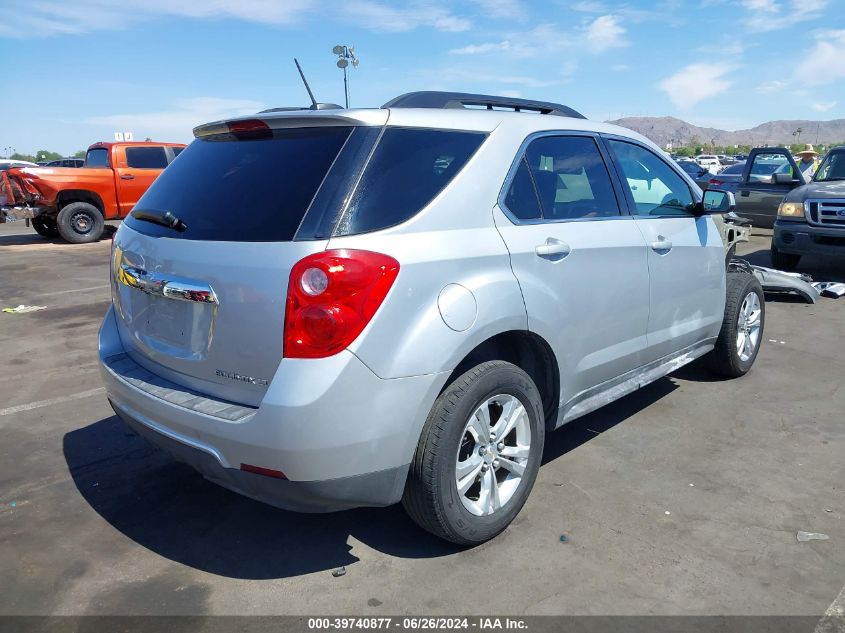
left=64, top=377, right=678, bottom=580
left=0, top=225, right=115, bottom=247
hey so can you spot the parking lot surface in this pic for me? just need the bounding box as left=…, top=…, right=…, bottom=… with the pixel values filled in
left=1, top=222, right=843, bottom=616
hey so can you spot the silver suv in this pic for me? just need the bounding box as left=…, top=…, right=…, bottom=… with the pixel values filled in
left=99, top=92, right=764, bottom=544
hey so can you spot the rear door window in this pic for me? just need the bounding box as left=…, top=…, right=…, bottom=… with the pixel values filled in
left=124, top=126, right=352, bottom=242
left=337, top=128, right=485, bottom=235
left=523, top=135, right=620, bottom=220
left=126, top=146, right=168, bottom=169
left=85, top=148, right=109, bottom=168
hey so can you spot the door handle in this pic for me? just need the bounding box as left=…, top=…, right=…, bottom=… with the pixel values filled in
left=120, top=174, right=135, bottom=180
left=650, top=236, right=673, bottom=253
left=535, top=238, right=571, bottom=262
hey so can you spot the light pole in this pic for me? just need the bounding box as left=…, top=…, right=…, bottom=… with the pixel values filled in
left=332, top=45, right=359, bottom=108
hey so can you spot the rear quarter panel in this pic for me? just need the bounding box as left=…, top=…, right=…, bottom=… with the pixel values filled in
left=327, top=125, right=529, bottom=379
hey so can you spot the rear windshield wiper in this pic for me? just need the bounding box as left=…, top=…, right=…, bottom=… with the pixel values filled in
left=131, top=209, right=187, bottom=232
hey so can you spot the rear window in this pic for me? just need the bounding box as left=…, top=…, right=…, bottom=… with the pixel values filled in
left=337, top=128, right=486, bottom=235
left=123, top=126, right=352, bottom=242
left=85, top=148, right=109, bottom=168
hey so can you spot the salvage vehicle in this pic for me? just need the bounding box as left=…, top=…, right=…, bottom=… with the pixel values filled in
left=99, top=92, right=764, bottom=545
left=771, top=145, right=845, bottom=269
left=0, top=141, right=185, bottom=243
left=731, top=147, right=806, bottom=228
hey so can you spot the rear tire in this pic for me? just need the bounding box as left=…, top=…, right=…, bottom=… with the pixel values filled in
left=56, top=202, right=104, bottom=244
left=31, top=215, right=59, bottom=238
left=402, top=361, right=544, bottom=545
left=770, top=244, right=800, bottom=270
left=707, top=272, right=765, bottom=378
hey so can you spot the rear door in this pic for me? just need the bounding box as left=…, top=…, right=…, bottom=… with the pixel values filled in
left=494, top=133, right=650, bottom=407
left=735, top=149, right=803, bottom=227
left=114, top=145, right=169, bottom=217
left=605, top=138, right=725, bottom=363
left=111, top=124, right=362, bottom=406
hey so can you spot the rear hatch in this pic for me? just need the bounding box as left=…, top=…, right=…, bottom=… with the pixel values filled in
left=111, top=113, right=385, bottom=406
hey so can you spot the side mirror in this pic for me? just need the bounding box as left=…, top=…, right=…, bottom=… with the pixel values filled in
left=772, top=172, right=793, bottom=185
left=699, top=189, right=736, bottom=214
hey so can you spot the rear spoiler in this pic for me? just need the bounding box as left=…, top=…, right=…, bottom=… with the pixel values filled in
left=192, top=109, right=388, bottom=139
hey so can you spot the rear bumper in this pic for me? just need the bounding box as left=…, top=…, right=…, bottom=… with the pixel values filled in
left=0, top=205, right=46, bottom=222
left=110, top=398, right=409, bottom=512
left=773, top=221, right=845, bottom=256
left=98, top=305, right=449, bottom=511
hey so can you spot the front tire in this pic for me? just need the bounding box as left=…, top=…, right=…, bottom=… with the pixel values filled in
left=31, top=215, right=59, bottom=238
left=707, top=272, right=765, bottom=378
left=56, top=202, right=104, bottom=244
left=402, top=361, right=545, bottom=545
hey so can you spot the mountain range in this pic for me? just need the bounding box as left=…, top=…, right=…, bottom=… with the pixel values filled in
left=606, top=116, right=845, bottom=148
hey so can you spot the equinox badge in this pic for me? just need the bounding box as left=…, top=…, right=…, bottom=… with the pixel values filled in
left=216, top=369, right=269, bottom=386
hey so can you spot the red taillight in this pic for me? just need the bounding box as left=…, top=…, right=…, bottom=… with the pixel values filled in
left=284, top=249, right=400, bottom=359
left=709, top=179, right=724, bottom=186
left=226, top=119, right=271, bottom=140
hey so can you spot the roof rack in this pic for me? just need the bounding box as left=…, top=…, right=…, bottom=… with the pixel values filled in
left=382, top=91, right=586, bottom=119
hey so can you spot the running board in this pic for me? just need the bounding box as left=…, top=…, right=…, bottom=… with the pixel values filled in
left=554, top=339, right=716, bottom=429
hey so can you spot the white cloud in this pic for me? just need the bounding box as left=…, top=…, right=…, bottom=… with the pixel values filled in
left=659, top=63, right=738, bottom=110
left=795, top=29, right=845, bottom=86
left=470, top=0, right=525, bottom=20
left=812, top=101, right=837, bottom=112
left=0, top=0, right=470, bottom=37
left=449, top=41, right=513, bottom=55
left=0, top=0, right=314, bottom=37
left=583, top=15, right=628, bottom=53
left=451, top=17, right=625, bottom=60
left=756, top=79, right=788, bottom=93
left=343, top=1, right=471, bottom=32
left=743, top=0, right=827, bottom=32
left=85, top=97, right=266, bottom=143
left=571, top=1, right=607, bottom=11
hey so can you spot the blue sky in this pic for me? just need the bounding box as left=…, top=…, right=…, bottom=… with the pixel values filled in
left=3, top=0, right=844, bottom=155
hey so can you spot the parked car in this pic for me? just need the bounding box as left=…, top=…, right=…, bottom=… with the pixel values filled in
left=731, top=148, right=807, bottom=228
left=677, top=159, right=713, bottom=189
left=772, top=145, right=845, bottom=269
left=706, top=162, right=746, bottom=190
left=734, top=153, right=748, bottom=161
left=99, top=91, right=764, bottom=545
left=44, top=157, right=85, bottom=168
left=0, top=141, right=185, bottom=242
left=696, top=154, right=721, bottom=174
left=0, top=159, right=39, bottom=171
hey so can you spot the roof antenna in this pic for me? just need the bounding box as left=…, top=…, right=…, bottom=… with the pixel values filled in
left=294, top=58, right=318, bottom=109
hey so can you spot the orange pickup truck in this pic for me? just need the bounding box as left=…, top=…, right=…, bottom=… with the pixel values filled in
left=0, top=141, right=186, bottom=243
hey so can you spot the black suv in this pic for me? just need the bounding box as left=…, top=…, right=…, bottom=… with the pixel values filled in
left=772, top=146, right=845, bottom=269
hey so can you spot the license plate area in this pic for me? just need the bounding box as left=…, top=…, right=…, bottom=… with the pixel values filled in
left=120, top=287, right=215, bottom=360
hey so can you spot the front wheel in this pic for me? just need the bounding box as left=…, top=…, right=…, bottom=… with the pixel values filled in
left=402, top=361, right=545, bottom=545
left=707, top=272, right=765, bottom=378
